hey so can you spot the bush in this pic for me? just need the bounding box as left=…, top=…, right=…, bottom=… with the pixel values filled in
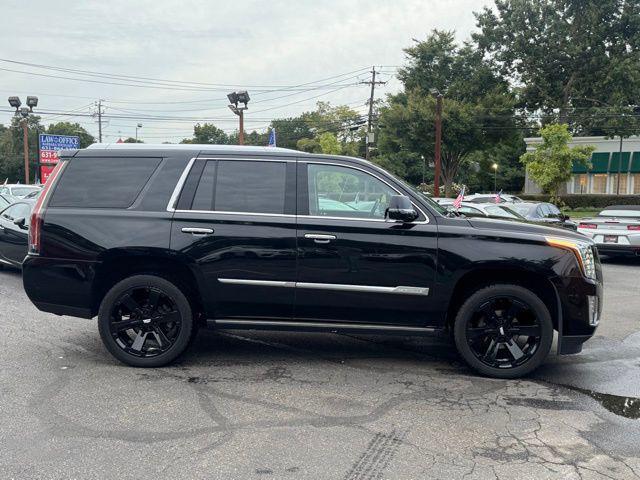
left=519, top=194, right=640, bottom=209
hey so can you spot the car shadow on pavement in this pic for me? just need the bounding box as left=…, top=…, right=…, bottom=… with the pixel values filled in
left=174, top=328, right=462, bottom=373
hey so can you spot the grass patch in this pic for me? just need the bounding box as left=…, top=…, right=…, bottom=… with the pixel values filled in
left=564, top=209, right=599, bottom=219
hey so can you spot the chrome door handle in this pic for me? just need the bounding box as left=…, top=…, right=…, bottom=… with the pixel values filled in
left=181, top=227, right=214, bottom=236
left=304, top=233, right=336, bottom=244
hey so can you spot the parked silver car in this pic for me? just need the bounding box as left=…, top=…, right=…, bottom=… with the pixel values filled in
left=0, top=184, right=42, bottom=199
left=577, top=205, right=640, bottom=256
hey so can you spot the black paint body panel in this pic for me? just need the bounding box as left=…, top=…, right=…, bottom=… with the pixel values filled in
left=22, top=146, right=602, bottom=354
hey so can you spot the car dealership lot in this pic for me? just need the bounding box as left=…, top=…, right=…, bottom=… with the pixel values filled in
left=0, top=260, right=639, bottom=480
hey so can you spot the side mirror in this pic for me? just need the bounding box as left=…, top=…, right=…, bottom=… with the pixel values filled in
left=385, top=195, right=419, bottom=223
left=13, top=217, right=27, bottom=229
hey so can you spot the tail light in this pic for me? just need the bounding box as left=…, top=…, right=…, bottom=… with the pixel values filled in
left=579, top=223, right=598, bottom=229
left=628, top=225, right=640, bottom=231
left=29, top=161, right=65, bottom=255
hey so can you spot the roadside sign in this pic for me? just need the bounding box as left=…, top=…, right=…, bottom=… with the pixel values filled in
left=39, top=134, right=79, bottom=183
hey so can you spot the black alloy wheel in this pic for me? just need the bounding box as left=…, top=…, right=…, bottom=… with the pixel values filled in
left=454, top=284, right=553, bottom=379
left=98, top=275, right=194, bottom=367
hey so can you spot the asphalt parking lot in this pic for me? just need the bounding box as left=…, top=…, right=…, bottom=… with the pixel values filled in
left=1, top=259, right=639, bottom=480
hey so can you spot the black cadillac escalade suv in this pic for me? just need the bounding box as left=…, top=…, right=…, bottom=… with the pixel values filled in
left=22, top=144, right=603, bottom=378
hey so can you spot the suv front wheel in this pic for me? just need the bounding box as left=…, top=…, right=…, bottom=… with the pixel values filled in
left=98, top=275, right=195, bottom=367
left=454, top=284, right=553, bottom=379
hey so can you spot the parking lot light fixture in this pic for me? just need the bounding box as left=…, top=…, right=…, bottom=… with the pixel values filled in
left=227, top=90, right=250, bottom=145
left=8, top=96, right=21, bottom=109
left=26, top=96, right=38, bottom=109
left=8, top=95, right=38, bottom=184
left=492, top=163, right=498, bottom=192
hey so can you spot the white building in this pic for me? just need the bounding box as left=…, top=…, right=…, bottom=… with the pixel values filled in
left=524, top=136, right=640, bottom=195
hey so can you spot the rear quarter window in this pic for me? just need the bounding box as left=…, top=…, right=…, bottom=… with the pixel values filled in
left=49, top=157, right=161, bottom=208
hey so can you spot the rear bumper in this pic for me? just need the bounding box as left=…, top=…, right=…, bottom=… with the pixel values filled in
left=22, top=255, right=97, bottom=319
left=594, top=244, right=640, bottom=256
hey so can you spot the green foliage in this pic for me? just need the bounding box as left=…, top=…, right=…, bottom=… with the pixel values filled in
left=123, top=137, right=143, bottom=143
left=519, top=123, right=595, bottom=197
left=317, top=132, right=341, bottom=155
left=0, top=115, right=43, bottom=183
left=181, top=123, right=229, bottom=144
left=474, top=0, right=640, bottom=132
left=46, top=122, right=94, bottom=148
left=378, top=30, right=522, bottom=196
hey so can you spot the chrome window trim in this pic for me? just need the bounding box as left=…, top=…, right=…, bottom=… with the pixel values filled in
left=301, top=160, right=430, bottom=224
left=197, top=156, right=296, bottom=163
left=174, top=209, right=296, bottom=218
left=166, top=157, right=196, bottom=212
left=169, top=157, right=430, bottom=224
left=218, top=278, right=429, bottom=296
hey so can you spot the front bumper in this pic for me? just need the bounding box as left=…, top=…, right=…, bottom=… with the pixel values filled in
left=552, top=274, right=603, bottom=355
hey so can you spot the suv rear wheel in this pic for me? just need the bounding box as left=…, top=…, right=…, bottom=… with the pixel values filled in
left=98, top=275, right=195, bottom=367
left=453, top=284, right=553, bottom=379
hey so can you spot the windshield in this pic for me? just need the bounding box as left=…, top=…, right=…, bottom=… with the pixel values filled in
left=510, top=204, right=536, bottom=216
left=485, top=205, right=524, bottom=219
left=11, top=186, right=41, bottom=196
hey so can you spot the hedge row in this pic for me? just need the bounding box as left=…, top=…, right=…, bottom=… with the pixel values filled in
left=519, top=194, right=640, bottom=209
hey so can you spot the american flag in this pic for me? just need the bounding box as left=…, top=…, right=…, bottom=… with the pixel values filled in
left=267, top=128, right=277, bottom=147
left=453, top=186, right=466, bottom=209
left=494, top=189, right=503, bottom=204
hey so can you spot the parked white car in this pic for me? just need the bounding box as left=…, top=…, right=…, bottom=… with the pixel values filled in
left=0, top=184, right=42, bottom=199
left=577, top=205, right=640, bottom=257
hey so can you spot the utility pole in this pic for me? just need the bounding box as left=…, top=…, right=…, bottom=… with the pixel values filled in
left=95, top=100, right=105, bottom=143
left=433, top=93, right=443, bottom=197
left=361, top=67, right=385, bottom=160
left=238, top=109, right=244, bottom=145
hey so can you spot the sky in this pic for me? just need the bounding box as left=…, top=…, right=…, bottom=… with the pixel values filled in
left=0, top=0, right=492, bottom=143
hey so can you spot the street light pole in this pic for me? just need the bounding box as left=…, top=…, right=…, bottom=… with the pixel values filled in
left=22, top=120, right=29, bottom=184
left=228, top=91, right=250, bottom=146
left=8, top=96, right=38, bottom=184
left=136, top=123, right=142, bottom=142
left=492, top=163, right=498, bottom=192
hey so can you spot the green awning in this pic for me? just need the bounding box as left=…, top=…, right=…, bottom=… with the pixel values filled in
left=631, top=152, right=640, bottom=173
left=573, top=152, right=609, bottom=174
left=610, top=152, right=631, bottom=172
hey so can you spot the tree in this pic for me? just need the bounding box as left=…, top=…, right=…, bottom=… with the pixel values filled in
left=474, top=0, right=640, bottom=129
left=520, top=123, right=594, bottom=199
left=378, top=30, right=523, bottom=195
left=123, top=137, right=143, bottom=143
left=46, top=122, right=94, bottom=148
left=0, top=114, right=43, bottom=183
left=181, top=123, right=229, bottom=144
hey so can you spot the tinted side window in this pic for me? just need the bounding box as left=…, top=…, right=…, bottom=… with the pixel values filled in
left=215, top=160, right=286, bottom=214
left=307, top=164, right=396, bottom=219
left=50, top=157, right=161, bottom=208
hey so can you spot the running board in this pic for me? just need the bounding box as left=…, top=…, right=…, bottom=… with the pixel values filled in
left=210, top=319, right=439, bottom=336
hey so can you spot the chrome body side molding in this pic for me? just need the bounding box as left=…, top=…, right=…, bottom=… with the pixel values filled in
left=218, top=278, right=429, bottom=296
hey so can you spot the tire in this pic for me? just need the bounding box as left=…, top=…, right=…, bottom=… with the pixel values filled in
left=98, top=275, right=195, bottom=367
left=453, top=284, right=553, bottom=379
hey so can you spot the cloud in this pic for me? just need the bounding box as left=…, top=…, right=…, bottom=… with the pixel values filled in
left=0, top=0, right=492, bottom=141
